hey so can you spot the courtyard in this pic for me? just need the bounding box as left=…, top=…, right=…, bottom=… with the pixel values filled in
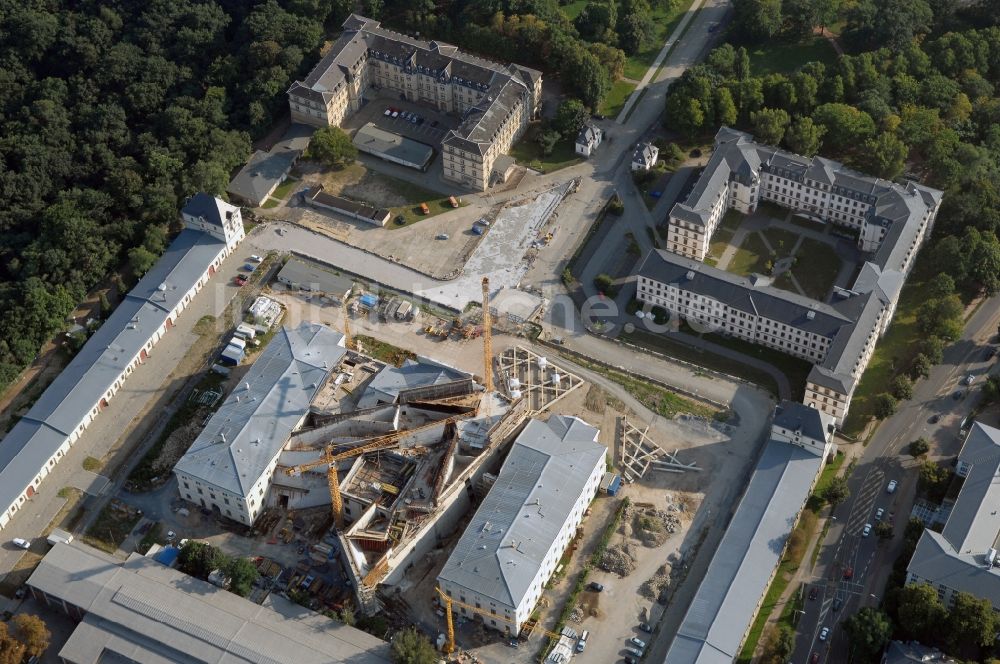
left=707, top=207, right=858, bottom=302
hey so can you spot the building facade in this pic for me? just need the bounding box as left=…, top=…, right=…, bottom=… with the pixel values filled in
left=640, top=127, right=942, bottom=425
left=575, top=125, right=603, bottom=157
left=0, top=195, right=242, bottom=530
left=437, top=416, right=606, bottom=634
left=288, top=14, right=541, bottom=191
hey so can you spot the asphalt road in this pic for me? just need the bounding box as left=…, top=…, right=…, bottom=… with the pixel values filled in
left=793, top=294, right=1000, bottom=664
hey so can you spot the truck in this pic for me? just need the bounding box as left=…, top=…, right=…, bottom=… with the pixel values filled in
left=47, top=528, right=74, bottom=546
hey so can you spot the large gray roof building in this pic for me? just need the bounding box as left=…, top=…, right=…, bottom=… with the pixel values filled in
left=643, top=127, right=942, bottom=425
left=356, top=357, right=470, bottom=409
left=27, top=542, right=391, bottom=664
left=664, top=406, right=827, bottom=663
left=907, top=423, right=1000, bottom=609
left=0, top=195, right=243, bottom=530
left=437, top=416, right=606, bottom=634
left=173, top=323, right=346, bottom=524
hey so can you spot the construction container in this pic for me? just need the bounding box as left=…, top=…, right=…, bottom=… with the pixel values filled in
left=599, top=472, right=622, bottom=496
left=420, top=202, right=430, bottom=214
left=359, top=293, right=378, bottom=308
left=228, top=336, right=247, bottom=350
left=235, top=323, right=257, bottom=340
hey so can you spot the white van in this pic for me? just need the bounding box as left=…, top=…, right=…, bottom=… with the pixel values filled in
left=576, top=630, right=589, bottom=652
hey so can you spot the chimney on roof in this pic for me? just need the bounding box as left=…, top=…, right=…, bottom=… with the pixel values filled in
left=685, top=270, right=695, bottom=281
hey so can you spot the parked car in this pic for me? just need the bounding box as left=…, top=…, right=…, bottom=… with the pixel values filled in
left=832, top=597, right=843, bottom=611
left=886, top=479, right=898, bottom=493
left=875, top=507, right=885, bottom=521
left=638, top=623, right=652, bottom=633
left=391, top=110, right=399, bottom=118
left=417, top=117, right=425, bottom=125
left=14, top=587, right=26, bottom=599
left=808, top=587, right=819, bottom=600
left=819, top=627, right=830, bottom=641
left=964, top=374, right=976, bottom=385
left=843, top=567, right=854, bottom=580
left=431, top=120, right=439, bottom=127
left=435, top=233, right=449, bottom=240
left=624, top=657, right=639, bottom=664
left=249, top=254, right=263, bottom=262
left=384, top=108, right=391, bottom=116
left=625, top=647, right=643, bottom=657
left=576, top=630, right=589, bottom=652
left=953, top=389, right=964, bottom=400
left=588, top=582, right=604, bottom=592
left=629, top=637, right=646, bottom=649
left=811, top=652, right=820, bottom=663
left=986, top=347, right=996, bottom=360
left=929, top=414, right=941, bottom=423
left=234, top=275, right=248, bottom=286
left=862, top=523, right=872, bottom=537
left=12, top=538, right=30, bottom=549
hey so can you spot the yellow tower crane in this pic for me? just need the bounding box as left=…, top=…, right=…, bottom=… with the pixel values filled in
left=434, top=587, right=563, bottom=654
left=284, top=412, right=474, bottom=528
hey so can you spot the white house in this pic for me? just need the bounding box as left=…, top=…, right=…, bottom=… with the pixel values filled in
left=575, top=124, right=603, bottom=157
left=0, top=195, right=243, bottom=530
left=437, top=416, right=606, bottom=634
left=631, top=142, right=659, bottom=171
left=173, top=323, right=346, bottom=525
left=770, top=400, right=835, bottom=457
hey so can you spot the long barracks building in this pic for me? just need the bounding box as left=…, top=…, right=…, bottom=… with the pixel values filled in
left=0, top=195, right=244, bottom=530
left=287, top=14, right=542, bottom=191
left=638, top=128, right=942, bottom=425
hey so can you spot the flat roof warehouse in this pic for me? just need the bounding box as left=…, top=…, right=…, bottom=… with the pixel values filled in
left=352, top=122, right=435, bottom=171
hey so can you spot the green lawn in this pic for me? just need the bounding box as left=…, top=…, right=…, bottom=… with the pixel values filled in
left=787, top=238, right=843, bottom=300
left=599, top=79, right=637, bottom=118
left=811, top=451, right=846, bottom=500
left=560, top=0, right=590, bottom=20
left=728, top=231, right=772, bottom=276
left=384, top=175, right=466, bottom=227
left=842, top=275, right=926, bottom=435
left=510, top=126, right=583, bottom=174
left=707, top=210, right=745, bottom=262
left=749, top=35, right=838, bottom=75
left=623, top=0, right=698, bottom=80
left=761, top=227, right=799, bottom=255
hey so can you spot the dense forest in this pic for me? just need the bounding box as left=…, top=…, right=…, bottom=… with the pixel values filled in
left=0, top=0, right=359, bottom=388
left=665, top=0, right=1000, bottom=298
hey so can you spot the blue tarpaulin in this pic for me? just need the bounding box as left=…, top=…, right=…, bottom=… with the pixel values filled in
left=359, top=294, right=378, bottom=308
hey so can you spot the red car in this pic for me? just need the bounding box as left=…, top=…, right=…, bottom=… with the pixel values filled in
left=843, top=567, right=854, bottom=580
left=234, top=275, right=248, bottom=286
left=811, top=653, right=820, bottom=663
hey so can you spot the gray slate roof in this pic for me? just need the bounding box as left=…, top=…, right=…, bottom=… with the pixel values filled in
left=907, top=423, right=1000, bottom=608
left=664, top=439, right=823, bottom=663
left=636, top=250, right=853, bottom=337
left=28, top=542, right=391, bottom=664
left=181, top=192, right=234, bottom=228
left=576, top=124, right=601, bottom=148
left=772, top=400, right=832, bottom=442
left=437, top=416, right=606, bottom=608
left=227, top=124, right=313, bottom=206
left=0, top=228, right=227, bottom=517
left=174, top=323, right=345, bottom=496
left=356, top=358, right=469, bottom=409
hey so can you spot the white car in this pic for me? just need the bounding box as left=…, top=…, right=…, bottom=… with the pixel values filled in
left=886, top=480, right=898, bottom=494
left=964, top=374, right=975, bottom=385
left=249, top=254, right=262, bottom=263
left=391, top=110, right=399, bottom=118
left=384, top=108, right=391, bottom=116
left=862, top=523, right=872, bottom=537
left=12, top=538, right=30, bottom=549
left=875, top=507, right=885, bottom=521
left=629, top=637, right=646, bottom=650
left=819, top=627, right=830, bottom=641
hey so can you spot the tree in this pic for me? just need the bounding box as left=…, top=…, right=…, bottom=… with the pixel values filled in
left=566, top=50, right=612, bottom=109
left=177, top=541, right=225, bottom=580
left=843, top=607, right=892, bottom=659
left=732, top=0, right=783, bottom=42
left=750, top=108, right=791, bottom=145
left=891, top=375, right=913, bottom=401
left=926, top=273, right=955, bottom=298
left=554, top=99, right=589, bottom=140
left=948, top=591, right=998, bottom=657
left=391, top=627, right=437, bottom=664
left=0, top=622, right=26, bottom=664
left=919, top=337, right=946, bottom=365
left=917, top=296, right=964, bottom=340
left=895, top=583, right=946, bottom=642
left=666, top=95, right=705, bottom=138
left=908, top=438, right=930, bottom=458
left=782, top=0, right=817, bottom=38
left=919, top=460, right=951, bottom=502
left=224, top=556, right=260, bottom=597
left=10, top=615, right=49, bottom=658
left=128, top=245, right=158, bottom=275
left=821, top=476, right=851, bottom=506
left=875, top=521, right=894, bottom=540
left=910, top=353, right=932, bottom=379
left=537, top=129, right=561, bottom=156
left=618, top=9, right=655, bottom=55
left=594, top=273, right=619, bottom=296
left=760, top=623, right=795, bottom=664
left=859, top=132, right=909, bottom=178
left=783, top=116, right=825, bottom=156
left=811, top=103, right=876, bottom=152
left=575, top=1, right=618, bottom=44
left=305, top=126, right=357, bottom=169
left=873, top=393, right=898, bottom=419
left=845, top=0, right=933, bottom=52
left=714, top=87, right=738, bottom=126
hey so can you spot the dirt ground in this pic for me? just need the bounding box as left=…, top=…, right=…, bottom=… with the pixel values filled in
left=298, top=161, right=415, bottom=209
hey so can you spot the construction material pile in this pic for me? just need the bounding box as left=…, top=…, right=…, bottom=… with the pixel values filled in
left=640, top=563, right=672, bottom=605
left=568, top=606, right=585, bottom=623
left=599, top=543, right=637, bottom=576
left=633, top=508, right=681, bottom=547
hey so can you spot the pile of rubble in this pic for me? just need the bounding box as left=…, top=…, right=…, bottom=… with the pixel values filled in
left=599, top=543, right=637, bottom=577
left=568, top=606, right=585, bottom=623
left=640, top=563, right=672, bottom=605
left=633, top=508, right=681, bottom=547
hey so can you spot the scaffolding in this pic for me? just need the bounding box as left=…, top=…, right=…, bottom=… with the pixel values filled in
left=496, top=346, right=584, bottom=412
left=618, top=417, right=700, bottom=480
